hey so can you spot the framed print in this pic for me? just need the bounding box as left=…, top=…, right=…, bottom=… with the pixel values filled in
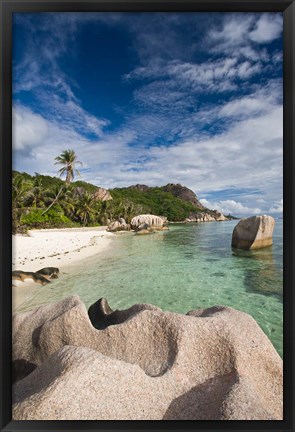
left=1, top=0, right=294, bottom=431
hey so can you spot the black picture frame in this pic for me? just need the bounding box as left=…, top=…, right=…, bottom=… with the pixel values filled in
left=1, top=1, right=294, bottom=431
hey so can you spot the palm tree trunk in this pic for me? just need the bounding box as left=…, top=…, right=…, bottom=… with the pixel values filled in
left=66, top=170, right=71, bottom=184
left=41, top=186, right=64, bottom=216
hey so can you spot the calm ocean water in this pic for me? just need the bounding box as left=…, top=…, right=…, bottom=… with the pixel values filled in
left=15, top=219, right=283, bottom=357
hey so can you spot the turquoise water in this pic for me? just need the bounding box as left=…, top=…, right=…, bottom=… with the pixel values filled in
left=15, top=220, right=283, bottom=357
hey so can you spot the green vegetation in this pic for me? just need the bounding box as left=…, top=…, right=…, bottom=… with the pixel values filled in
left=12, top=171, right=208, bottom=233
left=12, top=170, right=101, bottom=232
left=110, top=187, right=204, bottom=221
left=12, top=143, right=210, bottom=233
left=70, top=180, right=98, bottom=194
left=20, top=206, right=73, bottom=227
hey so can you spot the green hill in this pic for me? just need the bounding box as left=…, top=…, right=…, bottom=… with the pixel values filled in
left=12, top=171, right=215, bottom=232
left=110, top=186, right=204, bottom=221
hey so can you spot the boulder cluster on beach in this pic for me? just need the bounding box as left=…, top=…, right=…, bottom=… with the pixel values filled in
left=107, top=214, right=169, bottom=234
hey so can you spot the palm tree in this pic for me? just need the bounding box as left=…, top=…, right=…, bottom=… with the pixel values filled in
left=75, top=192, right=98, bottom=226
left=43, top=185, right=75, bottom=218
left=12, top=174, right=33, bottom=232
left=12, top=174, right=33, bottom=208
left=25, top=177, right=49, bottom=208
left=54, top=149, right=82, bottom=184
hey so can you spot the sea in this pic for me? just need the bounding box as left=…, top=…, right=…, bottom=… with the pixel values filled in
left=14, top=219, right=283, bottom=357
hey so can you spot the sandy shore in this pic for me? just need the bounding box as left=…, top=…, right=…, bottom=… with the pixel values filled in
left=12, top=227, right=114, bottom=273
left=12, top=227, right=115, bottom=311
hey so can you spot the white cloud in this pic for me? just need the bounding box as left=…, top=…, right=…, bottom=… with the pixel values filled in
left=12, top=104, right=136, bottom=186
left=17, top=89, right=109, bottom=140
left=56, top=98, right=109, bottom=137
left=238, top=46, right=268, bottom=62
left=269, top=199, right=283, bottom=213
left=13, top=106, right=49, bottom=151
left=219, top=97, right=266, bottom=118
left=203, top=13, right=283, bottom=89
left=207, top=14, right=255, bottom=48
left=249, top=14, right=283, bottom=43
left=12, top=13, right=283, bottom=214
left=127, top=56, right=263, bottom=96
left=207, top=13, right=282, bottom=54
left=200, top=198, right=262, bottom=215
left=217, top=83, right=281, bottom=119
left=13, top=95, right=282, bottom=206
left=237, top=60, right=261, bottom=79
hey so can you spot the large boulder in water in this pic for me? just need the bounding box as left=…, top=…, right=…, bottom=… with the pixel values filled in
left=131, top=214, right=164, bottom=230
left=12, top=296, right=282, bottom=420
left=232, top=215, right=275, bottom=250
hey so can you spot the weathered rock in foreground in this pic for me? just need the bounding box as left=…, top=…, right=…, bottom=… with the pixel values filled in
left=232, top=215, right=275, bottom=250
left=131, top=214, right=165, bottom=230
left=12, top=296, right=282, bottom=420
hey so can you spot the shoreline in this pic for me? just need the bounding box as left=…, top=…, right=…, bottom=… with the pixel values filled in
left=12, top=227, right=114, bottom=311
left=13, top=226, right=114, bottom=271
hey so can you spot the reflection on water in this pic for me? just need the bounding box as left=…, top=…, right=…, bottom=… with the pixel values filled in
left=14, top=220, right=283, bottom=357
left=233, top=247, right=283, bottom=298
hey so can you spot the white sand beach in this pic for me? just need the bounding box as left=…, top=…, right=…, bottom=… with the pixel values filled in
left=12, top=227, right=114, bottom=272
left=12, top=227, right=114, bottom=310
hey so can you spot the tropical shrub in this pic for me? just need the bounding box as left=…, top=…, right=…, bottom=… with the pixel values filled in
left=20, top=206, right=72, bottom=228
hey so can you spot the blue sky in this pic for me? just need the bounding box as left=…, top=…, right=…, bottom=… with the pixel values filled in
left=12, top=12, right=283, bottom=216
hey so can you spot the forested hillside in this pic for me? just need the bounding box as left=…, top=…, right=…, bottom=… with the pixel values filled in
left=12, top=171, right=208, bottom=233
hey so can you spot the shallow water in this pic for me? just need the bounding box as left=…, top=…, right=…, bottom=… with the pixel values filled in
left=15, top=220, right=283, bottom=357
